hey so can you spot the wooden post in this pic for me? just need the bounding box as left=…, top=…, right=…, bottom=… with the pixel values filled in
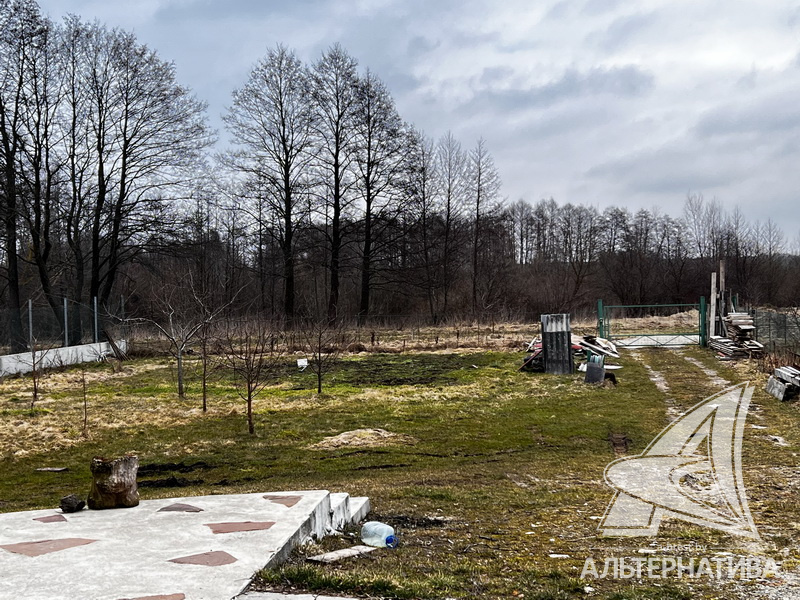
left=709, top=273, right=718, bottom=339
left=541, top=314, right=574, bottom=375
left=719, top=259, right=726, bottom=318
left=88, top=455, right=140, bottom=509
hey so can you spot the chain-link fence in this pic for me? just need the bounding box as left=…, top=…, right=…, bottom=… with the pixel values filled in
left=0, top=298, right=124, bottom=355
left=753, top=309, right=800, bottom=352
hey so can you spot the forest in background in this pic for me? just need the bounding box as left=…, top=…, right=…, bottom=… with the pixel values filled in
left=2, top=0, right=799, bottom=352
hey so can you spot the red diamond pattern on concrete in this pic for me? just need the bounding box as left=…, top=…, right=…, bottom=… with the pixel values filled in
left=157, top=503, right=204, bottom=513
left=0, top=538, right=96, bottom=557
left=263, top=494, right=302, bottom=507
left=33, top=514, right=68, bottom=523
left=168, top=550, right=237, bottom=566
left=206, top=521, right=276, bottom=534
left=0, top=491, right=363, bottom=598
left=117, top=594, right=186, bottom=600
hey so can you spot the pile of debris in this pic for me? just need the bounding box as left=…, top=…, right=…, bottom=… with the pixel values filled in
left=766, top=366, right=800, bottom=402
left=521, top=335, right=619, bottom=372
left=708, top=336, right=764, bottom=358
left=709, top=312, right=764, bottom=358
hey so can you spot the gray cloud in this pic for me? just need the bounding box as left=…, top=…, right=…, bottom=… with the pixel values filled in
left=589, top=11, right=657, bottom=52
left=694, top=89, right=800, bottom=139
left=459, top=65, right=655, bottom=116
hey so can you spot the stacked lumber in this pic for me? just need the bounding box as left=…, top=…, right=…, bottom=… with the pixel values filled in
left=767, top=366, right=800, bottom=401
left=708, top=335, right=765, bottom=358
left=724, top=312, right=757, bottom=343
left=708, top=312, right=765, bottom=358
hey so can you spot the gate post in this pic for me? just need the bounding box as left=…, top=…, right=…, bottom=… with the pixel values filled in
left=699, top=296, right=707, bottom=347
left=597, top=299, right=605, bottom=338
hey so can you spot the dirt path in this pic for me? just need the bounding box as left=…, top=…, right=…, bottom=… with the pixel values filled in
left=630, top=347, right=800, bottom=598
left=678, top=351, right=731, bottom=388
left=630, top=350, right=681, bottom=419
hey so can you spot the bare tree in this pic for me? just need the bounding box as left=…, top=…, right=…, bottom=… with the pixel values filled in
left=310, top=44, right=359, bottom=323
left=134, top=275, right=231, bottom=399
left=60, top=20, right=214, bottom=309
left=224, top=44, right=315, bottom=326
left=404, top=128, right=441, bottom=321
left=218, top=318, right=282, bottom=435
left=15, top=8, right=67, bottom=334
left=435, top=131, right=468, bottom=315
left=467, top=138, right=501, bottom=315
left=299, top=317, right=347, bottom=394
left=352, top=69, right=406, bottom=323
left=0, top=0, right=42, bottom=352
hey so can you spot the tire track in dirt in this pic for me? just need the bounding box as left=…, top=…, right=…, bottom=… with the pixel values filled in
left=678, top=350, right=731, bottom=389
left=629, top=350, right=682, bottom=419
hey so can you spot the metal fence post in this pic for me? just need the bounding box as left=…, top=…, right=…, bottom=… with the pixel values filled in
left=28, top=299, right=33, bottom=348
left=63, top=298, right=69, bottom=347
left=597, top=299, right=605, bottom=338
left=93, top=296, right=99, bottom=344
left=699, top=296, right=707, bottom=347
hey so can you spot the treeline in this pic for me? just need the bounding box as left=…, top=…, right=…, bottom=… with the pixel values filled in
left=0, top=1, right=212, bottom=350
left=2, top=1, right=799, bottom=352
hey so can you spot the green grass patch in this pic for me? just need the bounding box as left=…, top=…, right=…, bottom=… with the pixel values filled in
left=2, top=346, right=798, bottom=598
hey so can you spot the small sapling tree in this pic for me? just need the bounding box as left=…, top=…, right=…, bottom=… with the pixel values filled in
left=218, top=318, right=282, bottom=434
left=299, top=317, right=348, bottom=394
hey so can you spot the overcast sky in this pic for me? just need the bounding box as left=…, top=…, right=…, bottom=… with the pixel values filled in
left=36, top=0, right=800, bottom=241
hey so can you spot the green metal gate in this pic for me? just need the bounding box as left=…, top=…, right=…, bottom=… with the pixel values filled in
left=597, top=299, right=707, bottom=348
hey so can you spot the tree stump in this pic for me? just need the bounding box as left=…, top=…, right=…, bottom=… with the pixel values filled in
left=88, top=455, right=139, bottom=509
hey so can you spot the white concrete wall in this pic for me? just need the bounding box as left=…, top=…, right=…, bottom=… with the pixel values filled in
left=0, top=341, right=127, bottom=377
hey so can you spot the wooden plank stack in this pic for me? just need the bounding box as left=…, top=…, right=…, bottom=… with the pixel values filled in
left=724, top=312, right=757, bottom=342
left=708, top=312, right=765, bottom=358
left=767, top=366, right=800, bottom=401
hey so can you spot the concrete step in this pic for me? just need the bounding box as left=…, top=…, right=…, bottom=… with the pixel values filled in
left=0, top=489, right=370, bottom=600
left=328, top=492, right=351, bottom=533
left=348, top=497, right=371, bottom=524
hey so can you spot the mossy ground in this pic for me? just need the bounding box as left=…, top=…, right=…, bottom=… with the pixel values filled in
left=1, top=339, right=798, bottom=599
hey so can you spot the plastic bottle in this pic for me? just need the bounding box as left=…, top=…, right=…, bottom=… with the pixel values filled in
left=360, top=521, right=398, bottom=548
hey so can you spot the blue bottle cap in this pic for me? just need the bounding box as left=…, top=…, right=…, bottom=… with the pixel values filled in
left=385, top=534, right=398, bottom=548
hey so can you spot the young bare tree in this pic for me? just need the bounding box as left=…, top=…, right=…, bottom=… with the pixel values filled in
left=218, top=318, right=282, bottom=435
left=134, top=275, right=231, bottom=400
left=299, top=317, right=347, bottom=394
left=223, top=44, right=315, bottom=326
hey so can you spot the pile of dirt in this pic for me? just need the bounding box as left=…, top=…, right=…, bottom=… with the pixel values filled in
left=307, top=428, right=417, bottom=450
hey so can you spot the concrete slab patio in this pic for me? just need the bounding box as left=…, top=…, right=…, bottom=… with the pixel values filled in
left=0, top=490, right=370, bottom=600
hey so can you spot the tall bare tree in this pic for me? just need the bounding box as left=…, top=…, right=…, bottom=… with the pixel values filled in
left=352, top=69, right=405, bottom=323
left=405, top=128, right=441, bottom=321
left=0, top=0, right=42, bottom=351
left=467, top=137, right=501, bottom=315
left=15, top=9, right=66, bottom=333
left=310, top=44, right=359, bottom=323
left=435, top=131, right=468, bottom=315
left=224, top=45, right=315, bottom=327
